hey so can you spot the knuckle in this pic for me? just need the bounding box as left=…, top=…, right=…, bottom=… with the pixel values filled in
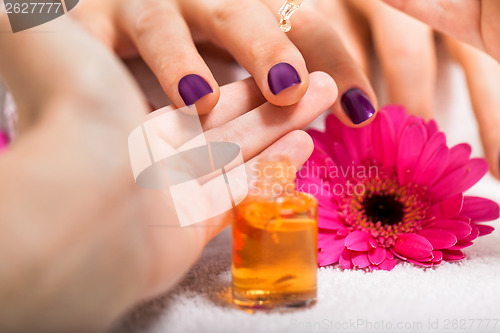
left=210, top=1, right=251, bottom=27
left=132, top=2, right=177, bottom=40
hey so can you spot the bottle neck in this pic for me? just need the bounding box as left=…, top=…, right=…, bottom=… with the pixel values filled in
left=252, top=157, right=296, bottom=199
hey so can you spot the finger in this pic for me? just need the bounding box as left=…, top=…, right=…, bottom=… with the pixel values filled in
left=69, top=1, right=116, bottom=50
left=285, top=6, right=377, bottom=127
left=367, top=1, right=436, bottom=119
left=118, top=0, right=220, bottom=114
left=444, top=36, right=500, bottom=179
left=315, top=0, right=372, bottom=75
left=182, top=0, right=309, bottom=106
left=156, top=76, right=266, bottom=130
left=199, top=129, right=314, bottom=241
left=482, top=0, right=500, bottom=63
left=0, top=15, right=147, bottom=132
left=381, top=0, right=484, bottom=51
left=182, top=71, right=337, bottom=161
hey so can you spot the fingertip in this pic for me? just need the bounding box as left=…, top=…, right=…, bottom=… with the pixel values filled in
left=263, top=62, right=309, bottom=106
left=308, top=71, right=339, bottom=107
left=333, top=87, right=377, bottom=128
left=191, top=84, right=220, bottom=115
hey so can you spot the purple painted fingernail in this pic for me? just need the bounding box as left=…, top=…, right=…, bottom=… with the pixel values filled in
left=341, top=88, right=376, bottom=125
left=178, top=74, right=213, bottom=106
left=268, top=62, right=301, bottom=95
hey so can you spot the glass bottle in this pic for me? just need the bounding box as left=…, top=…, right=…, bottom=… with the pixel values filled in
left=232, top=156, right=318, bottom=309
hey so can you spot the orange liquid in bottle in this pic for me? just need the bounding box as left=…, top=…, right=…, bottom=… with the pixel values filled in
left=232, top=158, right=317, bottom=309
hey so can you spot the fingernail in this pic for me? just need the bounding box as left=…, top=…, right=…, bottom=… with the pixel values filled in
left=178, top=74, right=213, bottom=106
left=341, top=88, right=375, bottom=124
left=268, top=62, right=301, bottom=95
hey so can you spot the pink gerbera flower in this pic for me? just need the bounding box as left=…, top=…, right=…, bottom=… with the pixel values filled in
left=296, top=106, right=499, bottom=271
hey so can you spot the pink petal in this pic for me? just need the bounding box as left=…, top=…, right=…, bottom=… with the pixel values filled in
left=476, top=224, right=495, bottom=236
left=393, top=233, right=433, bottom=260
left=426, top=119, right=439, bottom=138
left=382, top=105, right=409, bottom=138
left=443, top=143, right=471, bottom=175
left=428, top=219, right=472, bottom=240
left=372, top=111, right=396, bottom=169
left=339, top=248, right=353, bottom=269
left=368, top=247, right=387, bottom=265
left=413, top=144, right=449, bottom=186
left=378, top=256, right=397, bottom=271
left=318, top=239, right=346, bottom=266
left=431, top=250, right=443, bottom=263
left=318, top=230, right=340, bottom=246
left=460, top=196, right=500, bottom=222
left=332, top=142, right=353, bottom=176
left=345, top=230, right=376, bottom=252
left=318, top=210, right=345, bottom=230
left=325, top=114, right=345, bottom=143
left=308, top=130, right=331, bottom=156
left=397, top=121, right=427, bottom=185
left=428, top=194, right=464, bottom=219
left=417, top=229, right=457, bottom=249
left=408, top=259, right=433, bottom=267
left=351, top=252, right=371, bottom=268
left=461, top=225, right=480, bottom=242
left=429, top=166, right=468, bottom=200
left=339, top=126, right=361, bottom=165
left=354, top=124, right=372, bottom=162
left=417, top=132, right=446, bottom=165
left=448, top=241, right=474, bottom=250
left=458, top=158, right=489, bottom=193
left=442, top=249, right=466, bottom=261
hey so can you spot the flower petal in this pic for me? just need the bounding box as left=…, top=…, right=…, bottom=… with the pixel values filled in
left=443, top=143, right=471, bottom=175
left=372, top=111, right=396, bottom=169
left=397, top=120, right=427, bottom=185
left=428, top=194, right=464, bottom=219
left=476, top=224, right=495, bottom=236
left=408, top=259, right=433, bottom=267
left=413, top=143, right=449, bottom=185
left=448, top=241, right=474, bottom=250
left=368, top=247, right=387, bottom=265
left=431, top=250, right=443, bottom=263
left=325, top=114, right=345, bottom=143
left=354, top=124, right=372, bottom=162
left=426, top=119, right=439, bottom=138
left=351, top=252, right=371, bottom=268
left=345, top=230, right=376, bottom=252
left=459, top=158, right=489, bottom=193
left=378, top=255, right=397, bottom=271
left=417, top=229, right=457, bottom=249
left=442, top=249, right=466, bottom=261
left=393, top=233, right=433, bottom=260
left=383, top=105, right=409, bottom=138
left=318, top=210, right=345, bottom=230
left=429, top=219, right=472, bottom=240
left=460, top=196, right=500, bottom=222
left=429, top=166, right=468, bottom=199
left=339, top=248, right=353, bottom=269
left=318, top=238, right=346, bottom=266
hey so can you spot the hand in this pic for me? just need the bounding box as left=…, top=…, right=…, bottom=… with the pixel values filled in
left=0, top=14, right=337, bottom=333
left=312, top=0, right=500, bottom=180
left=382, top=0, right=500, bottom=63
left=70, top=0, right=378, bottom=125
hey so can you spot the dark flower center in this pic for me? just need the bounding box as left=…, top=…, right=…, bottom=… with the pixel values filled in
left=362, top=194, right=405, bottom=226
